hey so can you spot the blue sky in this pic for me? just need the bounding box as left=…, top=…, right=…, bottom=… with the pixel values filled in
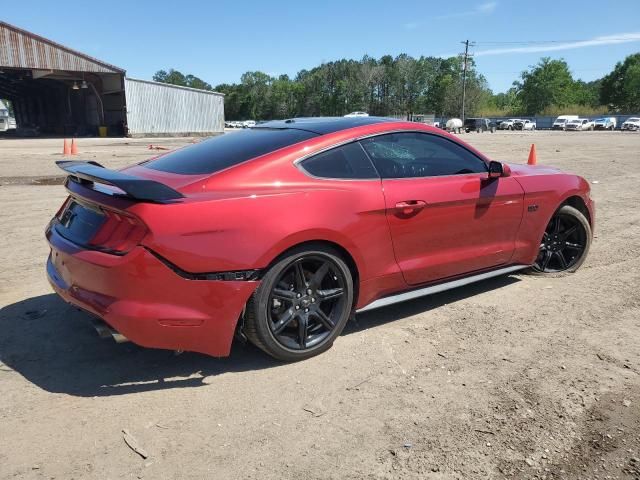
left=3, top=0, right=640, bottom=92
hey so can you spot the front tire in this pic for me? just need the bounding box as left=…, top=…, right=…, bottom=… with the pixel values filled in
left=530, top=205, right=592, bottom=275
left=243, top=245, right=354, bottom=361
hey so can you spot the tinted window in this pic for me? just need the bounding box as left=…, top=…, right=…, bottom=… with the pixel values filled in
left=301, top=142, right=379, bottom=179
left=145, top=128, right=318, bottom=175
left=359, top=132, right=487, bottom=178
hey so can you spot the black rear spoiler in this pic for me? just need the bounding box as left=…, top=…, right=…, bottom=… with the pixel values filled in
left=56, top=161, right=184, bottom=203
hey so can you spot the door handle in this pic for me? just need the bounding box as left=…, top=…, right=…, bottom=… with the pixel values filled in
left=395, top=200, right=427, bottom=215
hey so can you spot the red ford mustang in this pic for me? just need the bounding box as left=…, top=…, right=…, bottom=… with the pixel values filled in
left=46, top=117, right=594, bottom=361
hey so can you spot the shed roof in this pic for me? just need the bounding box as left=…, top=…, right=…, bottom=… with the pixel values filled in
left=0, top=21, right=125, bottom=74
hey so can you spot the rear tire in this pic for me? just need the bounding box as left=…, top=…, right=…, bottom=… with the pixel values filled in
left=243, top=245, right=354, bottom=361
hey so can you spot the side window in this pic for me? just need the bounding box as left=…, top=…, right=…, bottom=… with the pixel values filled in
left=359, top=132, right=487, bottom=179
left=301, top=142, right=379, bottom=179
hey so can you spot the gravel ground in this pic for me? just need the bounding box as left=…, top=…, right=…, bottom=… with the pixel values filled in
left=0, top=130, right=639, bottom=480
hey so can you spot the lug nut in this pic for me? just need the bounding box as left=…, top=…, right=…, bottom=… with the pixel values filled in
left=304, top=308, right=309, bottom=312
left=296, top=293, right=301, bottom=298
left=307, top=289, right=312, bottom=294
left=295, top=305, right=300, bottom=310
left=311, top=298, right=315, bottom=303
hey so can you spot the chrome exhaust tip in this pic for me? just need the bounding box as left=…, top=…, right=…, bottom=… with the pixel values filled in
left=91, top=318, right=129, bottom=344
left=111, top=331, right=129, bottom=344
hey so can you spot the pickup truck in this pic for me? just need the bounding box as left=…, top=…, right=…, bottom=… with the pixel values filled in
left=594, top=117, right=617, bottom=130
left=621, top=117, right=640, bottom=131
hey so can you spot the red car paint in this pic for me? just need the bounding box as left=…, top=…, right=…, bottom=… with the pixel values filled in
left=46, top=120, right=594, bottom=357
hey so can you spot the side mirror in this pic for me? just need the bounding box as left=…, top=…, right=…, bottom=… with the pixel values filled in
left=488, top=160, right=509, bottom=179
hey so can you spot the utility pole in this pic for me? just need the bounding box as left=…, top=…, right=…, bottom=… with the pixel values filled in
left=460, top=40, right=475, bottom=123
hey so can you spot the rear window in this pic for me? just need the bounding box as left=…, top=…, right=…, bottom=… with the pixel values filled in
left=144, top=128, right=318, bottom=175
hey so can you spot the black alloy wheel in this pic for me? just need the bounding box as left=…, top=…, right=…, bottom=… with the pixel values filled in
left=243, top=246, right=353, bottom=361
left=532, top=205, right=592, bottom=274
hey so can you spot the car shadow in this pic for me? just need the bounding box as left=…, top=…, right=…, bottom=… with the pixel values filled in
left=0, top=275, right=520, bottom=397
left=0, top=293, right=281, bottom=397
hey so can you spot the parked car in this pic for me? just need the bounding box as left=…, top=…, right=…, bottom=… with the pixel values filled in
left=513, top=119, right=536, bottom=131
left=48, top=117, right=594, bottom=361
left=621, top=117, right=640, bottom=131
left=552, top=115, right=579, bottom=130
left=565, top=119, right=594, bottom=131
left=498, top=119, right=521, bottom=130
left=464, top=118, right=495, bottom=133
left=243, top=120, right=256, bottom=128
left=593, top=117, right=617, bottom=130
left=344, top=112, right=369, bottom=117
left=0, top=116, right=16, bottom=132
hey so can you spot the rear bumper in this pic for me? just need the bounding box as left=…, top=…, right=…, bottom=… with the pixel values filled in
left=46, top=227, right=259, bottom=357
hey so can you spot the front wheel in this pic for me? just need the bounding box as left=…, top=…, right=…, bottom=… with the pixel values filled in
left=530, top=205, right=592, bottom=274
left=243, top=245, right=354, bottom=361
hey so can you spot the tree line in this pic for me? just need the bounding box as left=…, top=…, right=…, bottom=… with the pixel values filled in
left=153, top=52, right=640, bottom=120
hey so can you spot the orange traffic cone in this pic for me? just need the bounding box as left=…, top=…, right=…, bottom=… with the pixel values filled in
left=70, top=138, right=78, bottom=155
left=63, top=139, right=71, bottom=156
left=527, top=143, right=537, bottom=165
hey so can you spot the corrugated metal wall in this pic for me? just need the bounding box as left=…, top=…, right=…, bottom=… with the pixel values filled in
left=0, top=21, right=123, bottom=73
left=124, top=78, right=224, bottom=136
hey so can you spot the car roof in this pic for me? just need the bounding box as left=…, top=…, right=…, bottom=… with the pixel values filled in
left=252, top=116, right=393, bottom=135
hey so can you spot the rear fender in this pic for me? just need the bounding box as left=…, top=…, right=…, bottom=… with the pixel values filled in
left=255, top=228, right=366, bottom=277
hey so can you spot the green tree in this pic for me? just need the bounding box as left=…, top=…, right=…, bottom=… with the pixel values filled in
left=600, top=53, right=640, bottom=112
left=514, top=58, right=575, bottom=114
left=153, top=69, right=212, bottom=91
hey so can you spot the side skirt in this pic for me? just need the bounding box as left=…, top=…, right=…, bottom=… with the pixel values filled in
left=356, top=265, right=528, bottom=313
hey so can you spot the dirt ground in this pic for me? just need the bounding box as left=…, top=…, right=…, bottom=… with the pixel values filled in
left=1, top=130, right=639, bottom=480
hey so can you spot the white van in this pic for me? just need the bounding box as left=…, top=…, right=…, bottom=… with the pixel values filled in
left=552, top=115, right=579, bottom=130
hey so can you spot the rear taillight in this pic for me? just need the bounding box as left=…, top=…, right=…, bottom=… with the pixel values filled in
left=87, top=209, right=148, bottom=254
left=55, top=197, right=72, bottom=220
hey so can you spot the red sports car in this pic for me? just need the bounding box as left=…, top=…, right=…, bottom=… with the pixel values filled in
left=46, top=117, right=594, bottom=361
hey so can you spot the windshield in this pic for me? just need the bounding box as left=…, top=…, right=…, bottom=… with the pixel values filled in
left=555, top=118, right=568, bottom=123
left=145, top=128, right=318, bottom=175
left=627, top=118, right=640, bottom=122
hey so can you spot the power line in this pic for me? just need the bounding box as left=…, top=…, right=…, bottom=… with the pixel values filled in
left=474, top=36, right=638, bottom=45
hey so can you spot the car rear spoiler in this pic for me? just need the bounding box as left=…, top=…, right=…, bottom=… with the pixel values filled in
left=56, top=160, right=184, bottom=203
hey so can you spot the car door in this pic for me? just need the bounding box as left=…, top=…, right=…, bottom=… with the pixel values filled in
left=359, top=132, right=525, bottom=286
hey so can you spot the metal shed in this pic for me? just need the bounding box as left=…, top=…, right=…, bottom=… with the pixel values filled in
left=0, top=21, right=224, bottom=137
left=0, top=21, right=126, bottom=136
left=125, top=78, right=224, bottom=137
